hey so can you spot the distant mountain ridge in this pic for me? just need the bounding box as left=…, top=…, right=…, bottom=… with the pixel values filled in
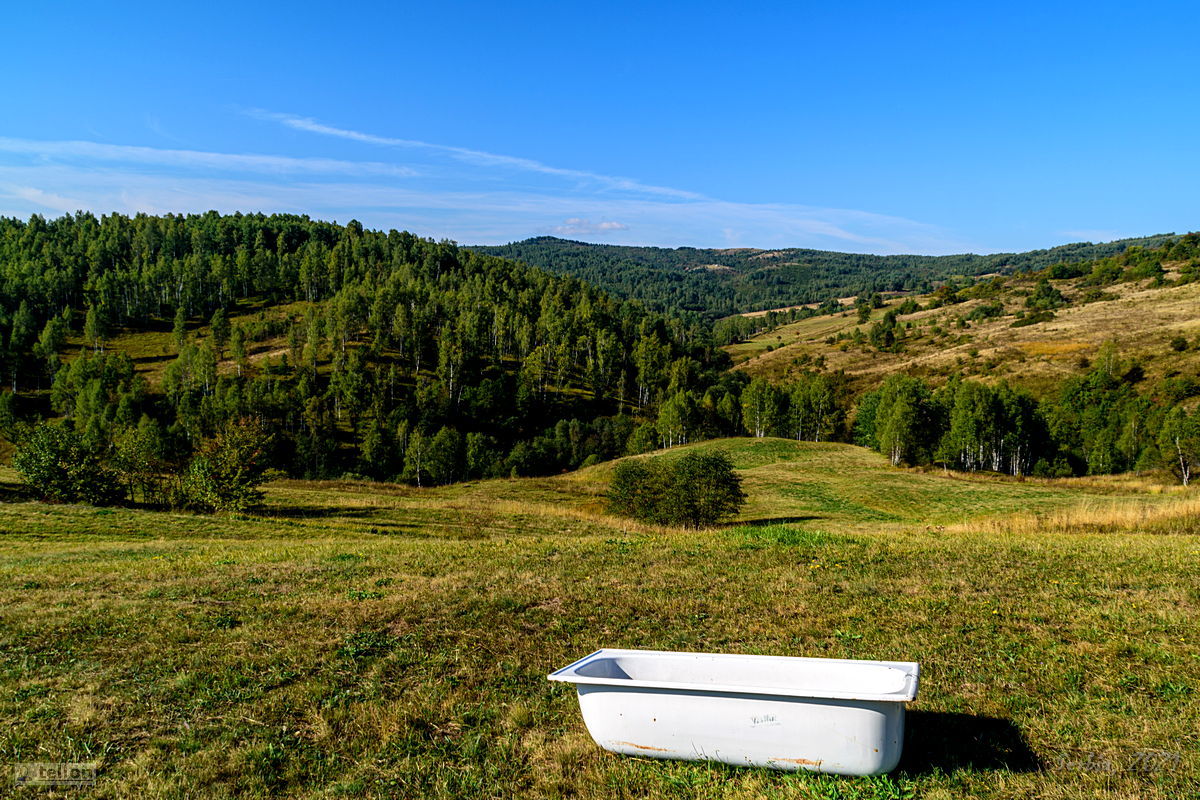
left=470, top=233, right=1180, bottom=318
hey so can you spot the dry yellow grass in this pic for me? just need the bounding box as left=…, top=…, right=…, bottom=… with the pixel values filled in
left=1019, top=341, right=1091, bottom=357
left=731, top=277, right=1200, bottom=396
left=955, top=494, right=1200, bottom=537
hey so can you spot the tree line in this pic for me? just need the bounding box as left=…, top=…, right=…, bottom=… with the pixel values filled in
left=853, top=345, right=1200, bottom=484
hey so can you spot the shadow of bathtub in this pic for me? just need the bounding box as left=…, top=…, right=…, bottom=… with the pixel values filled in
left=898, top=711, right=1042, bottom=775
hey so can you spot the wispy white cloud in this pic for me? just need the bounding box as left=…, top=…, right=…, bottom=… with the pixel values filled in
left=244, top=110, right=976, bottom=252
left=4, top=185, right=85, bottom=214
left=0, top=159, right=971, bottom=254
left=143, top=114, right=192, bottom=147
left=551, top=218, right=630, bottom=237
left=0, top=136, right=416, bottom=178
left=247, top=109, right=705, bottom=200
left=0, top=125, right=975, bottom=253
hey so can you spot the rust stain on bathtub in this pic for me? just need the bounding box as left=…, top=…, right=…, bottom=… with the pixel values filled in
left=775, top=756, right=824, bottom=767
left=612, top=740, right=671, bottom=752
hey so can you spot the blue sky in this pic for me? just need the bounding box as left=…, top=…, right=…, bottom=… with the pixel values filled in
left=2, top=1, right=1197, bottom=254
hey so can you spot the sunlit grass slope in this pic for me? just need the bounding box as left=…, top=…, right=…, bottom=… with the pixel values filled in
left=1, top=438, right=1198, bottom=799
left=730, top=277, right=1200, bottom=396
left=570, top=437, right=1179, bottom=532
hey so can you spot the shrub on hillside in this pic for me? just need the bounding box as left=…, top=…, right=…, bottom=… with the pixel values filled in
left=12, top=422, right=123, bottom=505
left=607, top=451, right=746, bottom=527
left=1010, top=310, right=1056, bottom=328
left=967, top=301, right=1005, bottom=321
left=1047, top=261, right=1089, bottom=279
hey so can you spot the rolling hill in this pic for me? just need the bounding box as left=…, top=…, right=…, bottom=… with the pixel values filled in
left=0, top=212, right=730, bottom=485
left=469, top=234, right=1180, bottom=317
left=5, top=213, right=1199, bottom=505
left=731, top=244, right=1200, bottom=399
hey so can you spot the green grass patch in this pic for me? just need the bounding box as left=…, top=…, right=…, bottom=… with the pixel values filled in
left=726, top=524, right=854, bottom=550
left=0, top=439, right=1198, bottom=797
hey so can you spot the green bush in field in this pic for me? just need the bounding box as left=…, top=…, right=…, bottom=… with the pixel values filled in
left=607, top=451, right=746, bottom=527
left=12, top=422, right=123, bottom=505
left=606, top=460, right=664, bottom=520
left=179, top=420, right=273, bottom=513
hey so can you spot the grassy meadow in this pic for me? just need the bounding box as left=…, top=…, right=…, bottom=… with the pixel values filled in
left=2, top=438, right=1198, bottom=799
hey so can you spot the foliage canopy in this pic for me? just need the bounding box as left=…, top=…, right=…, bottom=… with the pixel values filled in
left=607, top=451, right=746, bottom=527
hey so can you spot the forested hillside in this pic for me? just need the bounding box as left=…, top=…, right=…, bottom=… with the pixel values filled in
left=731, top=233, right=1200, bottom=481
left=0, top=212, right=742, bottom=494
left=3, top=213, right=1198, bottom=505
left=733, top=233, right=1200, bottom=387
left=470, top=234, right=1179, bottom=317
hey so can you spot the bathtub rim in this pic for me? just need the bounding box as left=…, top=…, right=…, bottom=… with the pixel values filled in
left=548, top=648, right=919, bottom=703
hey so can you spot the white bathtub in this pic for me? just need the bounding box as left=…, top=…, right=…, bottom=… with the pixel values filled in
left=548, top=648, right=919, bottom=776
